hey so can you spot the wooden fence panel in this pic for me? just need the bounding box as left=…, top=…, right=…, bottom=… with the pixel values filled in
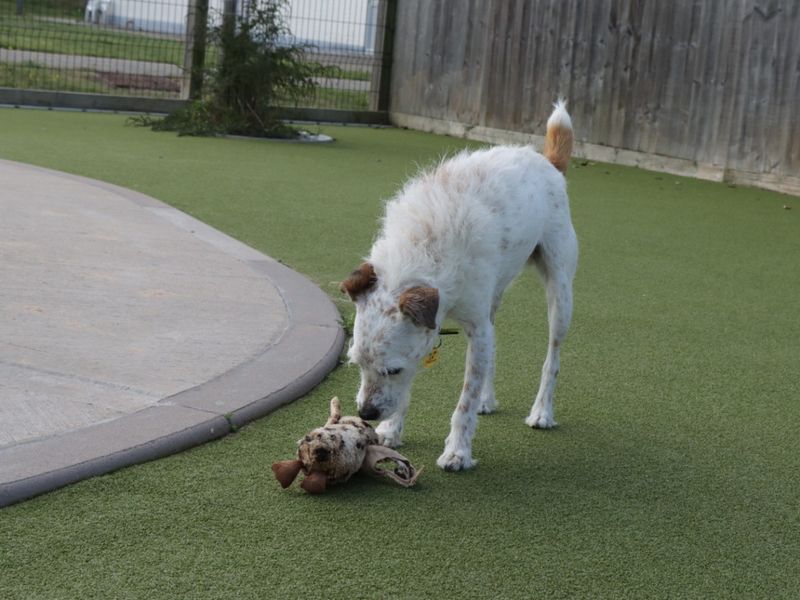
left=390, top=0, right=800, bottom=192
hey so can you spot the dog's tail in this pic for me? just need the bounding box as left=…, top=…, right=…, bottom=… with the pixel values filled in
left=543, top=98, right=573, bottom=174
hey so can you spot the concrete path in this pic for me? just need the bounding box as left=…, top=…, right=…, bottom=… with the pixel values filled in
left=0, top=49, right=372, bottom=91
left=0, top=159, right=344, bottom=507
left=0, top=48, right=182, bottom=77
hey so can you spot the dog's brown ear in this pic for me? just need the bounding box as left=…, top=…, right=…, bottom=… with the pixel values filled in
left=340, top=262, right=377, bottom=301
left=272, top=460, right=303, bottom=489
left=399, top=287, right=439, bottom=330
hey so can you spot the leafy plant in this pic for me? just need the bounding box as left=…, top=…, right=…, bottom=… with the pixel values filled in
left=132, top=0, right=318, bottom=138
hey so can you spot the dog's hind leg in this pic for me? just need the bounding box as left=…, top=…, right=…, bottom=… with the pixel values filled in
left=437, top=318, right=495, bottom=471
left=526, top=226, right=577, bottom=428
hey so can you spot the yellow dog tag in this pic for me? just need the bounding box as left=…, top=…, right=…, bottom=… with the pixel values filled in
left=422, top=346, right=440, bottom=368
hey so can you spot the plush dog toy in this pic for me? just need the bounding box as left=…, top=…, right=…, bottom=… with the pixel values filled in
left=271, top=397, right=422, bottom=494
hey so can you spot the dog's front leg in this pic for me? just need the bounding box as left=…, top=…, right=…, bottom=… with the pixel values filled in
left=437, top=320, right=494, bottom=471
left=376, top=408, right=406, bottom=448
left=376, top=388, right=410, bottom=448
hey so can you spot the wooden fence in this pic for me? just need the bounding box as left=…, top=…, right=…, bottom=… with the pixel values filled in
left=390, top=0, right=800, bottom=195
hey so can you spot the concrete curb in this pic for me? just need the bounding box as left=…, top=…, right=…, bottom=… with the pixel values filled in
left=0, top=161, right=345, bottom=507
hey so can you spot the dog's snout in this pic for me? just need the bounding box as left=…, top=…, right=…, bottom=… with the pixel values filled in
left=358, top=405, right=381, bottom=421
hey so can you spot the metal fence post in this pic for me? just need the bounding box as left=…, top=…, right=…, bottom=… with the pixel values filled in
left=369, top=0, right=396, bottom=112
left=182, top=0, right=209, bottom=100
left=222, top=0, right=237, bottom=39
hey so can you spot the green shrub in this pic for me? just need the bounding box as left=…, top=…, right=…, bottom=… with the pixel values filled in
left=132, top=0, right=317, bottom=138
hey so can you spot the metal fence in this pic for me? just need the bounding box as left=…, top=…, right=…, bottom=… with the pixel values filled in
left=0, top=0, right=393, bottom=112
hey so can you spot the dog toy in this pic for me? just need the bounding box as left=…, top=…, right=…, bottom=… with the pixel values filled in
left=271, top=397, right=422, bottom=494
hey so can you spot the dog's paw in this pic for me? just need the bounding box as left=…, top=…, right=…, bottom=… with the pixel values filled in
left=436, top=449, right=477, bottom=472
left=375, top=424, right=403, bottom=448
left=477, top=394, right=496, bottom=415
left=525, top=409, right=556, bottom=429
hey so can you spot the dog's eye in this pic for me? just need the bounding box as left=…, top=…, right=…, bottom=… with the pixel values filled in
left=386, top=367, right=403, bottom=376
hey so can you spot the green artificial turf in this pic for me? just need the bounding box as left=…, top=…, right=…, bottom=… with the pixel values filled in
left=0, top=108, right=798, bottom=599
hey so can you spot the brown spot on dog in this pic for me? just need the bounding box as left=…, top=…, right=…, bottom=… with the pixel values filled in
left=500, top=238, right=509, bottom=251
left=340, top=262, right=377, bottom=300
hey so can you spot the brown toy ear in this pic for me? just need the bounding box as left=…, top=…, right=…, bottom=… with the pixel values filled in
left=300, top=471, right=328, bottom=495
left=340, top=263, right=377, bottom=301
left=272, top=460, right=303, bottom=489
left=399, top=286, right=439, bottom=330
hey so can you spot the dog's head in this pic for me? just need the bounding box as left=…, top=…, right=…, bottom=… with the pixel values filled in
left=341, top=262, right=440, bottom=421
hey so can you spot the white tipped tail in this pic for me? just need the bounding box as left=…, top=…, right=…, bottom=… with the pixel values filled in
left=543, top=98, right=573, bottom=174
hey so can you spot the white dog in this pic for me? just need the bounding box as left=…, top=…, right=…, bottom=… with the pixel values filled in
left=341, top=100, right=577, bottom=471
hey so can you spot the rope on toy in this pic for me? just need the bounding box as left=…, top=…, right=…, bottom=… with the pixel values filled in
left=361, top=445, right=423, bottom=487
